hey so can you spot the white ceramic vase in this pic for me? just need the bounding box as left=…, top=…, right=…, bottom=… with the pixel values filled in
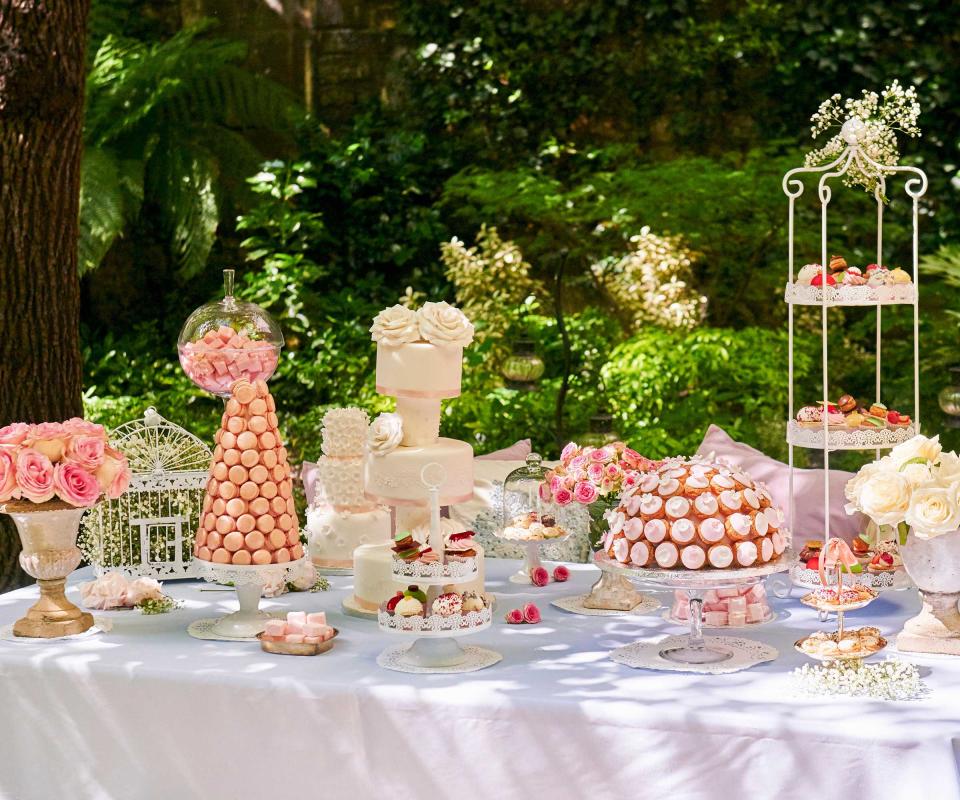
left=898, top=528, right=960, bottom=655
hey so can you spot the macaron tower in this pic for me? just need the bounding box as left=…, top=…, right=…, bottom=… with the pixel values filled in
left=193, top=379, right=303, bottom=566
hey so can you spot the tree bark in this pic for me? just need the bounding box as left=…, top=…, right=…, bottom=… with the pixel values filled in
left=0, top=0, right=90, bottom=592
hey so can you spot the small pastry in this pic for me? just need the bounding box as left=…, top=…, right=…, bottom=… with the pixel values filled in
left=771, top=530, right=787, bottom=555
left=395, top=596, right=424, bottom=617
left=868, top=402, right=888, bottom=418
left=763, top=506, right=781, bottom=530
left=644, top=518, right=668, bottom=544
left=865, top=263, right=885, bottom=275
left=842, top=267, right=866, bottom=286
left=828, top=254, right=848, bottom=273
left=867, top=551, right=896, bottom=573
left=392, top=532, right=420, bottom=561
left=889, top=267, right=911, bottom=284
left=432, top=592, right=463, bottom=617
left=680, top=545, right=706, bottom=570
left=710, top=473, right=735, bottom=491
left=867, top=270, right=887, bottom=287
left=638, top=493, right=665, bottom=520
left=613, top=537, right=630, bottom=563
left=669, top=518, right=696, bottom=545
left=708, top=544, right=734, bottom=568
left=719, top=489, right=742, bottom=513
left=725, top=513, right=753, bottom=542
left=887, top=410, right=912, bottom=429
left=638, top=473, right=660, bottom=493
left=655, top=541, right=680, bottom=568
left=630, top=541, right=652, bottom=567
left=758, top=537, right=774, bottom=562
left=796, top=405, right=823, bottom=428
left=798, top=540, right=822, bottom=562
left=698, top=517, right=726, bottom=545
left=404, top=585, right=428, bottom=604
left=623, top=517, right=645, bottom=542
left=752, top=511, right=769, bottom=537
left=797, top=263, right=822, bottom=285
left=845, top=410, right=865, bottom=429
left=461, top=590, right=486, bottom=613
left=418, top=548, right=441, bottom=564
left=683, top=474, right=710, bottom=496
left=742, top=488, right=761, bottom=510
left=694, top=492, right=719, bottom=517
left=811, top=272, right=837, bottom=287
left=385, top=592, right=403, bottom=614
left=665, top=496, right=691, bottom=520
left=662, top=466, right=687, bottom=480
left=837, top=394, right=857, bottom=413
left=657, top=478, right=681, bottom=498
left=734, top=540, right=758, bottom=567
left=851, top=536, right=871, bottom=557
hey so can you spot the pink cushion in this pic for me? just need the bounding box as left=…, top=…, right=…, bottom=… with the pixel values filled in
left=695, top=425, right=865, bottom=543
left=477, top=439, right=532, bottom=461
left=300, top=461, right=319, bottom=507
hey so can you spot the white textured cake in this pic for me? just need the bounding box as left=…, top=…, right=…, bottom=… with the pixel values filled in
left=350, top=542, right=402, bottom=611
left=364, top=302, right=475, bottom=507
left=306, top=408, right=391, bottom=570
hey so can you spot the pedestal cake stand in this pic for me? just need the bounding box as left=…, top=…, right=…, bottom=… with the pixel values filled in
left=189, top=558, right=306, bottom=641
left=596, top=552, right=791, bottom=667
left=377, top=464, right=499, bottom=672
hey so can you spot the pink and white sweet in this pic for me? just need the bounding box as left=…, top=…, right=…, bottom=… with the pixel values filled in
left=603, top=455, right=789, bottom=571
left=179, top=325, right=280, bottom=396
left=0, top=419, right=131, bottom=507
left=193, top=379, right=303, bottom=566
left=671, top=583, right=771, bottom=626
left=261, top=611, right=335, bottom=644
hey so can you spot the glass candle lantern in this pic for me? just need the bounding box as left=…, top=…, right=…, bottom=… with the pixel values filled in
left=501, top=339, right=545, bottom=391
left=178, top=269, right=283, bottom=398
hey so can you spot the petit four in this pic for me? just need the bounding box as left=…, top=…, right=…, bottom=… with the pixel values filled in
left=797, top=627, right=885, bottom=660
left=501, top=511, right=567, bottom=541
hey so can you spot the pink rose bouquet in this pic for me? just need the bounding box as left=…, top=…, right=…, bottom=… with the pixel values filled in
left=0, top=418, right=130, bottom=508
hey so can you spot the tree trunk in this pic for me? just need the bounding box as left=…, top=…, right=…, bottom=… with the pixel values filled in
left=0, top=0, right=90, bottom=592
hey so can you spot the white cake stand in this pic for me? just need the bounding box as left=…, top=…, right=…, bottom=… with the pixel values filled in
left=596, top=552, right=792, bottom=665
left=191, top=558, right=306, bottom=640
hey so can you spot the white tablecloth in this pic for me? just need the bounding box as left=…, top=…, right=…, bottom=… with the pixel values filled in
left=0, top=561, right=958, bottom=800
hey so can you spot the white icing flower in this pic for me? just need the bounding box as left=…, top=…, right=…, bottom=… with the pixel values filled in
left=417, top=301, right=474, bottom=347
left=906, top=486, right=960, bottom=539
left=368, top=413, right=403, bottom=456
left=370, top=305, right=421, bottom=347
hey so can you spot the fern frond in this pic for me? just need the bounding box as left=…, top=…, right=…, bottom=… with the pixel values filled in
left=146, top=136, right=220, bottom=279
left=79, top=147, right=143, bottom=274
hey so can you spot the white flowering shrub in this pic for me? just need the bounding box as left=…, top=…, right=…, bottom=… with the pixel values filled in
left=590, top=228, right=706, bottom=331
left=805, top=80, right=921, bottom=196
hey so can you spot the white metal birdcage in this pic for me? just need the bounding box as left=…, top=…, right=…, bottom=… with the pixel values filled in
left=79, top=407, right=211, bottom=579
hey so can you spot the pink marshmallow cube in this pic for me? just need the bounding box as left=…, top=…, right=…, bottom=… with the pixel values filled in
left=703, top=611, right=728, bottom=627
left=672, top=603, right=689, bottom=620
left=264, top=620, right=286, bottom=637
left=322, top=629, right=335, bottom=641
left=717, top=587, right=739, bottom=599
left=287, top=611, right=307, bottom=626
left=306, top=612, right=326, bottom=625
left=212, top=359, right=228, bottom=376
left=747, top=584, right=766, bottom=603
left=727, top=612, right=747, bottom=627
left=727, top=597, right=747, bottom=614
left=217, top=325, right=235, bottom=342
left=284, top=634, right=305, bottom=644
left=303, top=636, right=321, bottom=644
left=746, top=603, right=767, bottom=623
left=703, top=590, right=719, bottom=604
left=703, top=602, right=725, bottom=613
left=285, top=621, right=304, bottom=635
left=303, top=623, right=325, bottom=638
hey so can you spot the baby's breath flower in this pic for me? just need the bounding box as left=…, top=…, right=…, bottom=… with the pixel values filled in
left=792, top=658, right=924, bottom=701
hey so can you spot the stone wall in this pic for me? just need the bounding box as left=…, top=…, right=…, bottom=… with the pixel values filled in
left=181, top=0, right=401, bottom=125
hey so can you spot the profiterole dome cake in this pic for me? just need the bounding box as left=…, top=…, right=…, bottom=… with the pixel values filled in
left=602, top=456, right=789, bottom=570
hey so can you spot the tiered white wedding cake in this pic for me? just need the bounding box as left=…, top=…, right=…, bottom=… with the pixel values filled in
left=364, top=302, right=476, bottom=514
left=306, top=408, right=391, bottom=570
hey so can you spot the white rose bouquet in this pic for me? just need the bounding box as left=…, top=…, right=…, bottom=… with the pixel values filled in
left=846, top=435, right=960, bottom=540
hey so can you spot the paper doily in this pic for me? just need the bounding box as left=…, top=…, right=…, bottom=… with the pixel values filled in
left=551, top=593, right=661, bottom=617
left=377, top=644, right=502, bottom=674
left=187, top=613, right=286, bottom=642
left=0, top=617, right=113, bottom=643
left=610, top=635, right=779, bottom=674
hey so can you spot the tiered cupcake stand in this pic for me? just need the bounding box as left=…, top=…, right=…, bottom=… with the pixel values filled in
left=189, top=558, right=307, bottom=640
left=377, top=465, right=500, bottom=672
left=783, top=120, right=927, bottom=591
left=596, top=552, right=790, bottom=670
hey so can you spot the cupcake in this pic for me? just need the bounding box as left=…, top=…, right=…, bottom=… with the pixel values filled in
left=432, top=592, right=463, bottom=617
left=842, top=268, right=866, bottom=286
left=395, top=595, right=424, bottom=617
left=889, top=267, right=911, bottom=284
left=461, top=590, right=486, bottom=613
left=797, top=263, right=822, bottom=285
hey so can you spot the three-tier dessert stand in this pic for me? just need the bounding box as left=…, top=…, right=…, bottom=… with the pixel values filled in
left=377, top=465, right=500, bottom=672
left=784, top=120, right=927, bottom=590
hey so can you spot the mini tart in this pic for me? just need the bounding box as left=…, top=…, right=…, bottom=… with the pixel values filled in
left=693, top=492, right=720, bottom=517
left=669, top=518, right=696, bottom=545
left=680, top=544, right=706, bottom=570
left=630, top=541, right=652, bottom=567
left=655, top=541, right=680, bottom=568
left=734, top=540, right=758, bottom=567
left=683, top=474, right=711, bottom=496
left=708, top=544, right=734, bottom=569
left=664, top=496, right=691, bottom=520
left=638, top=493, right=665, bottom=520
left=656, top=478, right=682, bottom=499
left=725, top=513, right=753, bottom=542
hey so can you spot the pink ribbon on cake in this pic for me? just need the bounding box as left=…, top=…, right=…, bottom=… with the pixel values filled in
left=818, top=537, right=858, bottom=595
left=363, top=490, right=474, bottom=507
left=375, top=384, right=459, bottom=400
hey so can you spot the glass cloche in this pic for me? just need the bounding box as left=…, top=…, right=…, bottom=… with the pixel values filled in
left=500, top=453, right=567, bottom=541
left=177, top=269, right=283, bottom=397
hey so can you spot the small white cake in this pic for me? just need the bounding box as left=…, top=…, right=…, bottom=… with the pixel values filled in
left=350, top=542, right=403, bottom=611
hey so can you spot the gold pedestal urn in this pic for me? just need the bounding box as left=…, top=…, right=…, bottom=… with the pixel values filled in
left=1, top=500, right=93, bottom=638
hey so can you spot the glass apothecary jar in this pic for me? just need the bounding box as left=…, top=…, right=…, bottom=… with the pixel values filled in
left=177, top=269, right=283, bottom=397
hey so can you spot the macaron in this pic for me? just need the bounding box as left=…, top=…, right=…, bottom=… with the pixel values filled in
left=248, top=416, right=267, bottom=435
left=215, top=514, right=234, bottom=535
left=211, top=548, right=231, bottom=564
left=239, top=481, right=259, bottom=501
left=225, top=498, right=246, bottom=517
left=223, top=448, right=241, bottom=467
left=249, top=497, right=270, bottom=516
left=252, top=549, right=272, bottom=565
left=259, top=431, right=276, bottom=450
left=231, top=550, right=252, bottom=565
left=237, top=513, right=256, bottom=533
left=244, top=531, right=265, bottom=550
left=218, top=481, right=238, bottom=500
left=227, top=465, right=248, bottom=485
left=236, top=431, right=258, bottom=451
left=240, top=449, right=260, bottom=468
left=256, top=514, right=276, bottom=533
left=226, top=416, right=245, bottom=435
left=234, top=382, right=256, bottom=405
left=249, top=465, right=269, bottom=484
